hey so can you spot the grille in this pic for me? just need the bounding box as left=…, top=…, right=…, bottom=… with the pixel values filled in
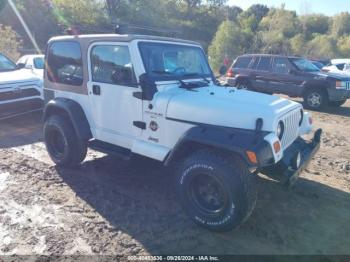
left=280, top=109, right=301, bottom=149
left=0, top=88, right=41, bottom=102
left=345, top=82, right=350, bottom=90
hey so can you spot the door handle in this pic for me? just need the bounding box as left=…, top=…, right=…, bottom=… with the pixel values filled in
left=92, top=85, right=101, bottom=95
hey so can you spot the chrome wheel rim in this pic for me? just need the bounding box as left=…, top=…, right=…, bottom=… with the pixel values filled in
left=307, top=92, right=322, bottom=107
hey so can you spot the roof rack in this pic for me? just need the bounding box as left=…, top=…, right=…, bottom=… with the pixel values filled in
left=62, top=23, right=180, bottom=38
left=114, top=24, right=180, bottom=37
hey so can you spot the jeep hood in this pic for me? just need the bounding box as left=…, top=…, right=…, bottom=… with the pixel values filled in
left=0, top=70, right=40, bottom=85
left=164, top=85, right=301, bottom=132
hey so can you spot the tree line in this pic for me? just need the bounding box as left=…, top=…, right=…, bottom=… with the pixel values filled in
left=0, top=0, right=349, bottom=69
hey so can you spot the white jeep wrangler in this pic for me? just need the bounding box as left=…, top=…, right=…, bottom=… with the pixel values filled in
left=43, top=34, right=322, bottom=232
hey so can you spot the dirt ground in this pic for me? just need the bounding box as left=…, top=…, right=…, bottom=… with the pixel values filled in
left=0, top=100, right=349, bottom=256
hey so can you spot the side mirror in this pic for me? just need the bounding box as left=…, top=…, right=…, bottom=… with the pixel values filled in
left=139, top=73, right=158, bottom=101
left=219, top=65, right=228, bottom=76
left=17, top=63, right=25, bottom=69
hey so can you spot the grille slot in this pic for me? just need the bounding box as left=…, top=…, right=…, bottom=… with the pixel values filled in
left=0, top=88, right=41, bottom=102
left=280, top=110, right=301, bottom=149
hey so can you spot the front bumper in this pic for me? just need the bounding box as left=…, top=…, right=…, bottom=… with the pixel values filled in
left=261, top=129, right=322, bottom=186
left=328, top=88, right=350, bottom=101
left=226, top=77, right=237, bottom=87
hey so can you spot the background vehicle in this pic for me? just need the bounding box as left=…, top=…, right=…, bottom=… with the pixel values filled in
left=226, top=54, right=350, bottom=110
left=17, top=54, right=45, bottom=79
left=43, top=34, right=321, bottom=232
left=0, top=53, right=43, bottom=118
left=322, top=59, right=350, bottom=75
left=309, top=59, right=329, bottom=70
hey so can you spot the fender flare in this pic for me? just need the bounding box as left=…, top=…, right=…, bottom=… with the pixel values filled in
left=164, top=125, right=274, bottom=168
left=301, top=80, right=330, bottom=96
left=43, top=98, right=92, bottom=140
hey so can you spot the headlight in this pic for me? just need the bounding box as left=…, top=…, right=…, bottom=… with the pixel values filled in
left=276, top=121, right=284, bottom=140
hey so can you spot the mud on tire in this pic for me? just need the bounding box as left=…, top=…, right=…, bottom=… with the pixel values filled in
left=176, top=150, right=257, bottom=232
left=44, top=115, right=87, bottom=167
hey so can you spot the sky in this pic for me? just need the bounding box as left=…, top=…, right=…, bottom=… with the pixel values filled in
left=228, top=0, right=350, bottom=16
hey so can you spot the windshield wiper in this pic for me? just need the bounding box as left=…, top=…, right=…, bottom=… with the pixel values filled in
left=183, top=73, right=210, bottom=84
left=152, top=70, right=199, bottom=90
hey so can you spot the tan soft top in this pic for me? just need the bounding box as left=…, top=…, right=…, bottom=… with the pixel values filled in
left=48, top=34, right=200, bottom=46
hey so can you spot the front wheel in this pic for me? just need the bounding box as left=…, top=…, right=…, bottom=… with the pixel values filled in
left=303, top=88, right=328, bottom=110
left=236, top=81, right=250, bottom=90
left=329, top=100, right=346, bottom=107
left=176, top=150, right=257, bottom=232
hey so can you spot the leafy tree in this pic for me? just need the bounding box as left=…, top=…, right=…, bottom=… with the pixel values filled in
left=306, top=35, right=338, bottom=59
left=51, top=0, right=107, bottom=26
left=337, top=35, right=350, bottom=57
left=208, top=20, right=247, bottom=71
left=290, top=34, right=306, bottom=56
left=332, top=12, right=350, bottom=37
left=226, top=6, right=243, bottom=22
left=238, top=4, right=269, bottom=32
left=0, top=24, right=21, bottom=60
left=260, top=8, right=301, bottom=38
left=244, top=4, right=269, bottom=23
left=301, top=14, right=330, bottom=38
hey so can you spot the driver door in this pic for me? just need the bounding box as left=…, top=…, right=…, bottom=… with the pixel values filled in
left=87, top=43, right=143, bottom=149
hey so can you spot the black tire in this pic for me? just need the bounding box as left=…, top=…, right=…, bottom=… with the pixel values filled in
left=176, top=150, right=257, bottom=232
left=44, top=115, right=87, bottom=167
left=303, top=88, right=328, bottom=110
left=236, top=81, right=250, bottom=90
left=329, top=100, right=346, bottom=107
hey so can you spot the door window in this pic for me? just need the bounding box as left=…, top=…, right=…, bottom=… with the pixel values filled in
left=234, top=57, right=253, bottom=69
left=272, top=58, right=289, bottom=74
left=336, top=64, right=345, bottom=70
left=47, top=41, right=83, bottom=86
left=91, top=45, right=136, bottom=87
left=257, top=57, right=271, bottom=71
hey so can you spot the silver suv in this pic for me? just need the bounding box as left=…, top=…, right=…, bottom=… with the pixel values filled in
left=0, top=53, right=43, bottom=118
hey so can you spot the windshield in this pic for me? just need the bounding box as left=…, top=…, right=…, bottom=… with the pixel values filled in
left=290, top=58, right=320, bottom=72
left=138, top=42, right=212, bottom=80
left=312, top=61, right=324, bottom=70
left=0, top=54, right=17, bottom=72
left=33, top=57, right=44, bottom=69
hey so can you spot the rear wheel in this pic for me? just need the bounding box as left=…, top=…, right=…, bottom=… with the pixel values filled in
left=329, top=100, right=346, bottom=107
left=176, top=150, right=257, bottom=232
left=44, top=115, right=87, bottom=167
left=303, top=88, right=328, bottom=110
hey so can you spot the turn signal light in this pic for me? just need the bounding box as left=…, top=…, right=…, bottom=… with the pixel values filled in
left=273, top=141, right=281, bottom=153
left=336, top=81, right=343, bottom=89
left=246, top=151, right=258, bottom=164
left=226, top=69, right=234, bottom=77
left=309, top=117, right=313, bottom=125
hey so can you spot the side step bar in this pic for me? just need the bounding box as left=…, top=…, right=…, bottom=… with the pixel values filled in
left=89, top=140, right=132, bottom=161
